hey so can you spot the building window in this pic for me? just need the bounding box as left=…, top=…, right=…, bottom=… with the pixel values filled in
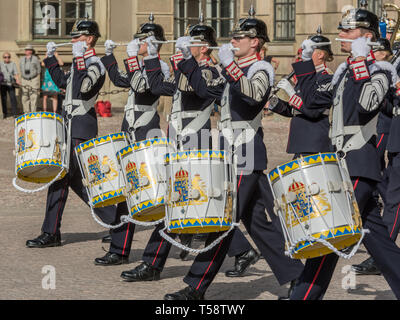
left=33, top=0, right=94, bottom=39
left=274, top=0, right=296, bottom=41
left=174, top=0, right=236, bottom=40
left=358, top=0, right=382, bottom=16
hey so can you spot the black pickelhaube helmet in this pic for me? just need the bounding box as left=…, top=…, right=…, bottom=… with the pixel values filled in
left=70, top=17, right=101, bottom=38
left=188, top=12, right=218, bottom=47
left=338, top=0, right=380, bottom=38
left=309, top=26, right=334, bottom=57
left=231, top=5, right=270, bottom=42
left=134, top=13, right=166, bottom=41
left=373, top=37, right=393, bottom=54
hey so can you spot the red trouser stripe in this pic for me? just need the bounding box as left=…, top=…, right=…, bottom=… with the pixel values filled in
left=303, top=255, right=327, bottom=300
left=390, top=204, right=400, bottom=239
left=195, top=171, right=245, bottom=291
left=152, top=239, right=164, bottom=266
left=376, top=134, right=385, bottom=149
left=121, top=223, right=131, bottom=256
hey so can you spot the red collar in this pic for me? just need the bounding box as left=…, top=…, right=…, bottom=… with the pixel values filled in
left=237, top=53, right=261, bottom=69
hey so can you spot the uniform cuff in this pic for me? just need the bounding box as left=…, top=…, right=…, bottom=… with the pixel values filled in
left=143, top=56, right=162, bottom=73
left=177, top=56, right=198, bottom=75
left=101, top=54, right=117, bottom=69
left=224, top=61, right=244, bottom=82
left=44, top=56, right=59, bottom=69
left=350, top=59, right=370, bottom=81
left=125, top=56, right=140, bottom=73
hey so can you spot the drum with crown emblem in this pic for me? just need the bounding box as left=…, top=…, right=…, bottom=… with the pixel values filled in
left=14, top=112, right=67, bottom=183
left=75, top=132, right=129, bottom=208
left=116, top=137, right=174, bottom=222
left=268, top=152, right=363, bottom=259
left=164, top=149, right=236, bottom=234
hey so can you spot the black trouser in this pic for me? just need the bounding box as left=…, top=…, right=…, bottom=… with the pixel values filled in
left=376, top=133, right=389, bottom=204
left=290, top=177, right=400, bottom=300
left=42, top=138, right=117, bottom=235
left=382, top=152, right=400, bottom=241
left=181, top=171, right=304, bottom=294
left=0, top=85, right=18, bottom=117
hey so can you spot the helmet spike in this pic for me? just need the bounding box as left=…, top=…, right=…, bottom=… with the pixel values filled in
left=360, top=0, right=368, bottom=10
left=316, top=25, right=322, bottom=35
left=199, top=10, right=204, bottom=25
left=149, top=12, right=154, bottom=23
left=249, top=4, right=256, bottom=18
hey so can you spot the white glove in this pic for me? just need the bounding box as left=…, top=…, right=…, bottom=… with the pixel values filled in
left=72, top=41, right=87, bottom=57
left=46, top=42, right=57, bottom=58
left=301, top=39, right=315, bottom=61
left=127, top=39, right=141, bottom=57
left=218, top=43, right=235, bottom=67
left=146, top=36, right=159, bottom=57
left=175, top=36, right=192, bottom=59
left=351, top=37, right=371, bottom=58
left=277, top=79, right=296, bottom=98
left=104, top=40, right=116, bottom=56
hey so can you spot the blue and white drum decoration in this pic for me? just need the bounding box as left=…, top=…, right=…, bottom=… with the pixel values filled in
left=117, top=138, right=174, bottom=222
left=164, top=149, right=236, bottom=234
left=268, top=152, right=366, bottom=260
left=14, top=112, right=67, bottom=183
left=75, top=132, right=129, bottom=208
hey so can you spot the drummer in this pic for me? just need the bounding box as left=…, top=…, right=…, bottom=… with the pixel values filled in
left=117, top=15, right=260, bottom=283
left=268, top=26, right=334, bottom=158
left=159, top=7, right=304, bottom=300
left=289, top=4, right=400, bottom=300
left=26, top=20, right=118, bottom=248
left=93, top=14, right=168, bottom=266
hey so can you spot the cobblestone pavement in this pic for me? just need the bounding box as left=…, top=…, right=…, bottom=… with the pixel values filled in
left=0, top=108, right=396, bottom=300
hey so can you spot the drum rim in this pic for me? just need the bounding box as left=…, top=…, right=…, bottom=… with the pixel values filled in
left=268, top=152, right=338, bottom=182
left=116, top=137, right=171, bottom=160
left=164, top=149, right=226, bottom=164
left=15, top=112, right=63, bottom=125
left=91, top=188, right=126, bottom=207
left=75, top=132, right=127, bottom=154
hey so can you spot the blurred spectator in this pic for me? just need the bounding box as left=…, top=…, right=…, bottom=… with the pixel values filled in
left=20, top=44, right=41, bottom=113
left=0, top=52, right=20, bottom=118
left=260, top=46, right=280, bottom=71
left=41, top=52, right=63, bottom=113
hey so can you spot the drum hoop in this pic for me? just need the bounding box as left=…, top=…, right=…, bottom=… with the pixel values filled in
left=164, top=149, right=226, bottom=165
left=15, top=112, right=63, bottom=125
left=75, top=132, right=127, bottom=154
left=116, top=138, right=172, bottom=160
left=269, top=153, right=338, bottom=183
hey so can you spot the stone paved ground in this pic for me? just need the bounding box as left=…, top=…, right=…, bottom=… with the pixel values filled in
left=0, top=107, right=396, bottom=300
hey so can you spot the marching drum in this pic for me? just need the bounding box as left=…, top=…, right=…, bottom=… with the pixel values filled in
left=268, top=152, right=363, bottom=260
left=117, top=138, right=173, bottom=222
left=75, top=132, right=129, bottom=208
left=164, top=149, right=236, bottom=234
left=15, top=112, right=67, bottom=183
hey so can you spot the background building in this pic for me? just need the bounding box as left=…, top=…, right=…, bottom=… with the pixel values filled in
left=0, top=0, right=399, bottom=110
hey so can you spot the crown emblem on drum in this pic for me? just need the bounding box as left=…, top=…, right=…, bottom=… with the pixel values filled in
left=88, top=154, right=99, bottom=165
left=288, top=180, right=305, bottom=193
left=18, top=128, right=26, bottom=137
left=175, top=168, right=189, bottom=179
left=126, top=161, right=137, bottom=172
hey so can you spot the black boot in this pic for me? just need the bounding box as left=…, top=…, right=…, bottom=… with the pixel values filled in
left=94, top=252, right=129, bottom=266
left=179, top=234, right=194, bottom=261
left=101, top=233, right=112, bottom=243
left=26, top=233, right=61, bottom=248
left=278, top=279, right=298, bottom=300
left=120, top=262, right=161, bottom=282
left=164, top=286, right=205, bottom=300
left=225, top=248, right=260, bottom=277
left=351, top=257, right=381, bottom=275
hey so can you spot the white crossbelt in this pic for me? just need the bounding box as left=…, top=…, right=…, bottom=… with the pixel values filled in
left=124, top=89, right=159, bottom=140
left=218, top=84, right=262, bottom=150
left=330, top=71, right=378, bottom=154
left=169, top=89, right=214, bottom=150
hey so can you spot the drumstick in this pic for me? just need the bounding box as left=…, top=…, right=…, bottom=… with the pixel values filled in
left=186, top=44, right=239, bottom=51
left=54, top=42, right=73, bottom=48
left=335, top=38, right=382, bottom=47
